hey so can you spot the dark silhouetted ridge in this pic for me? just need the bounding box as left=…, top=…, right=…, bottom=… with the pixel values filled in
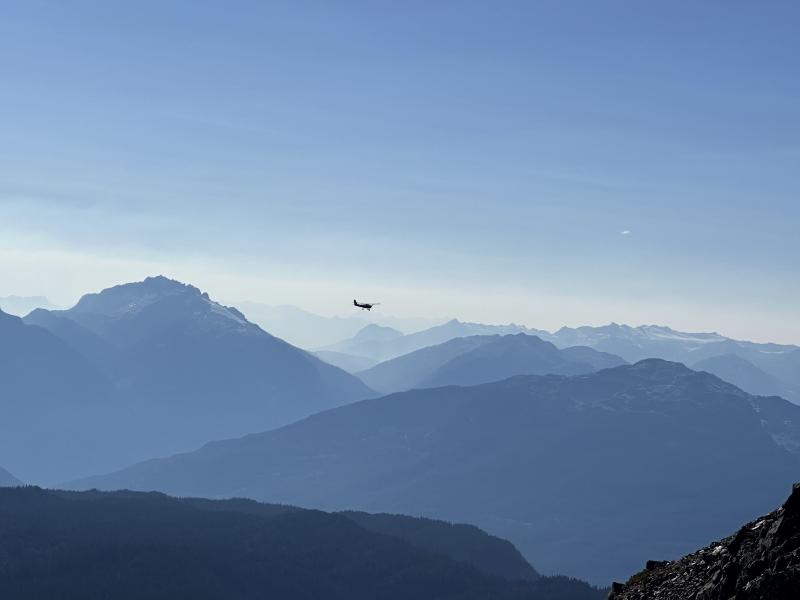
left=341, top=511, right=540, bottom=581
left=0, top=487, right=604, bottom=600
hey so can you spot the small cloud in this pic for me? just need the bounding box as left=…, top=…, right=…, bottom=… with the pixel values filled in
left=620, top=230, right=631, bottom=235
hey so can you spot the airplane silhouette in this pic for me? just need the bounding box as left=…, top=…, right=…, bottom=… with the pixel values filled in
left=354, top=299, right=380, bottom=311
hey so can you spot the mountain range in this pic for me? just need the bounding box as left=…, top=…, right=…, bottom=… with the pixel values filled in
left=0, top=486, right=604, bottom=600
left=545, top=324, right=800, bottom=404
left=71, top=359, right=800, bottom=584
left=233, top=302, right=443, bottom=349
left=328, top=321, right=800, bottom=403
left=357, top=334, right=626, bottom=394
left=4, top=277, right=372, bottom=483
left=322, top=319, right=549, bottom=362
left=5, top=276, right=800, bottom=586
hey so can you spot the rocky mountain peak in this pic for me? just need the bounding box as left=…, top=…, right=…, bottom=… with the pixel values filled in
left=610, top=483, right=800, bottom=600
left=71, top=276, right=201, bottom=316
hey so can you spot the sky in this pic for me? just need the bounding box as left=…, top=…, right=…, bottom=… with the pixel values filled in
left=1, top=1, right=798, bottom=343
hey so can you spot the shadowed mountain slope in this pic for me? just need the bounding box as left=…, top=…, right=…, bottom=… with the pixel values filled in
left=0, top=309, right=116, bottom=482
left=358, top=334, right=626, bottom=394
left=169, top=496, right=541, bottom=582
left=0, top=487, right=603, bottom=600
left=72, top=360, right=800, bottom=584
left=356, top=335, right=498, bottom=394
left=420, top=335, right=626, bottom=389
left=13, top=277, right=372, bottom=483
left=692, top=353, right=792, bottom=399
left=341, top=511, right=540, bottom=582
left=324, top=319, right=548, bottom=362
left=0, top=467, right=21, bottom=487
left=314, top=350, right=379, bottom=373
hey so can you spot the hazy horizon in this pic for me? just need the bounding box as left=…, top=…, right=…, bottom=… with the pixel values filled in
left=2, top=1, right=798, bottom=344
left=1, top=273, right=797, bottom=347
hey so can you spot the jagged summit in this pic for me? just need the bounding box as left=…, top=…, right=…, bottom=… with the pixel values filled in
left=554, top=323, right=727, bottom=344
left=71, top=276, right=205, bottom=315
left=610, top=483, right=800, bottom=599
left=34, top=275, right=254, bottom=345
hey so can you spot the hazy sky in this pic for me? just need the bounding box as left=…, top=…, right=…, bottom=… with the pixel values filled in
left=1, top=1, right=798, bottom=343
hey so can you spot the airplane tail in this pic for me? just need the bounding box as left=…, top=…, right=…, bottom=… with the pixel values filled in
left=353, top=299, right=357, bottom=306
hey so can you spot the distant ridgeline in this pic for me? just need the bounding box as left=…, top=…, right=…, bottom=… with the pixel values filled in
left=0, top=295, right=56, bottom=316
left=319, top=319, right=799, bottom=402
left=73, top=360, right=800, bottom=584
left=4, top=276, right=800, bottom=587
left=356, top=333, right=626, bottom=394
left=5, top=276, right=797, bottom=487
left=321, top=319, right=800, bottom=403
left=0, top=487, right=604, bottom=600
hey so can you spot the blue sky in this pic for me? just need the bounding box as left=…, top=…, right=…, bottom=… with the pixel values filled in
left=1, top=1, right=798, bottom=342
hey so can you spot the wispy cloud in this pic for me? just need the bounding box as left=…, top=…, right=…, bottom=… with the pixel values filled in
left=620, top=230, right=631, bottom=235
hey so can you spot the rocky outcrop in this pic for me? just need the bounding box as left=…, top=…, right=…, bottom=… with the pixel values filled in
left=610, top=483, right=800, bottom=599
